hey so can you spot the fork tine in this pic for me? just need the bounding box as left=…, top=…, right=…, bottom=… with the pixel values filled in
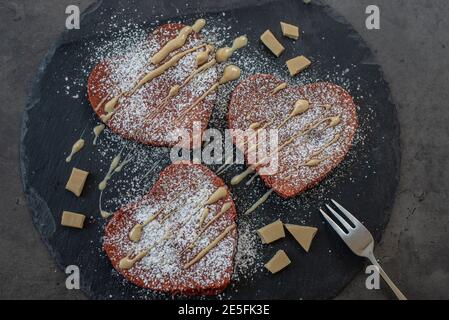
left=325, top=204, right=353, bottom=231
left=320, top=208, right=347, bottom=238
left=331, top=199, right=360, bottom=226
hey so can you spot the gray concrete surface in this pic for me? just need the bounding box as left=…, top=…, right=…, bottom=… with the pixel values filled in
left=0, top=0, right=448, bottom=299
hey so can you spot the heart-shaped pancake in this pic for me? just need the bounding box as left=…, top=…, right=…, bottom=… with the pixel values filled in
left=88, top=23, right=219, bottom=148
left=103, top=162, right=237, bottom=295
left=227, top=74, right=358, bottom=198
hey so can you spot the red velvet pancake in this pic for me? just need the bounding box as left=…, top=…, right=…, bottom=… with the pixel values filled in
left=228, top=74, right=358, bottom=198
left=103, top=162, right=237, bottom=296
left=88, top=24, right=219, bottom=148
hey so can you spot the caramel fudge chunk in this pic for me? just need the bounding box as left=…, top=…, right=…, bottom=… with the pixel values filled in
left=65, top=167, right=89, bottom=197
left=280, top=22, right=300, bottom=40
left=286, top=55, right=311, bottom=76
left=265, top=250, right=291, bottom=274
left=61, top=211, right=86, bottom=229
left=284, top=224, right=318, bottom=252
left=257, top=219, right=285, bottom=244
left=260, top=30, right=285, bottom=57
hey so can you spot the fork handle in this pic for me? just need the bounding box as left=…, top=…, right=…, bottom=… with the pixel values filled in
left=367, top=252, right=407, bottom=300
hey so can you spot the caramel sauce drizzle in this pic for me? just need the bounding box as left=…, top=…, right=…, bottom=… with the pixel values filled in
left=244, top=189, right=274, bottom=215
left=128, top=186, right=227, bottom=243
left=183, top=223, right=236, bottom=269
left=151, top=19, right=206, bottom=65
left=98, top=154, right=121, bottom=191
left=216, top=120, right=274, bottom=175
left=285, top=132, right=341, bottom=174
left=217, top=97, right=311, bottom=176
left=139, top=34, right=246, bottom=126
left=121, top=204, right=201, bottom=269
left=215, top=35, right=248, bottom=63
left=241, top=99, right=310, bottom=166
left=128, top=184, right=191, bottom=243
left=101, top=35, right=246, bottom=147
left=65, top=138, right=85, bottom=163
left=119, top=248, right=150, bottom=270
left=100, top=44, right=207, bottom=124
left=198, top=207, right=210, bottom=227
left=231, top=116, right=341, bottom=186
left=177, top=65, right=241, bottom=120
left=181, top=202, right=232, bottom=254
left=243, top=119, right=342, bottom=214
left=93, top=124, right=105, bottom=145
left=271, top=82, right=287, bottom=95
left=137, top=58, right=217, bottom=127
left=120, top=186, right=228, bottom=270
left=196, top=44, right=214, bottom=66
left=95, top=95, right=110, bottom=112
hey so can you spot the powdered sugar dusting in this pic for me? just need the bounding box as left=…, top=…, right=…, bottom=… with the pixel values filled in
left=103, top=163, right=237, bottom=294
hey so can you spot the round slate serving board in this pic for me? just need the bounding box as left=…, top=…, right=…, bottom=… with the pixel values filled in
left=20, top=0, right=400, bottom=299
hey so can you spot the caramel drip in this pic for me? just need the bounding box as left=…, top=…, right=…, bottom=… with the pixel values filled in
left=100, top=92, right=124, bottom=123
left=245, top=170, right=260, bottom=186
left=216, top=120, right=274, bottom=175
left=66, top=138, right=85, bottom=163
left=204, top=186, right=227, bottom=205
left=215, top=35, right=248, bottom=63
left=249, top=122, right=263, bottom=130
left=95, top=95, right=110, bottom=112
left=183, top=223, right=236, bottom=269
left=182, top=58, right=217, bottom=88
left=272, top=82, right=287, bottom=95
left=104, top=94, right=122, bottom=113
left=198, top=207, right=210, bottom=227
left=231, top=166, right=255, bottom=185
left=119, top=249, right=150, bottom=270
left=137, top=58, right=218, bottom=129
left=100, top=111, right=115, bottom=123
left=178, top=83, right=219, bottom=118
left=303, top=158, right=323, bottom=167
left=231, top=115, right=341, bottom=186
left=93, top=124, right=105, bottom=145
left=243, top=99, right=310, bottom=161
left=289, top=132, right=341, bottom=171
left=98, top=154, right=121, bottom=191
left=99, top=43, right=207, bottom=124
left=244, top=189, right=274, bottom=214
left=182, top=202, right=232, bottom=254
left=151, top=19, right=206, bottom=65
left=134, top=44, right=206, bottom=92
left=128, top=224, right=144, bottom=243
left=196, top=45, right=214, bottom=66
left=121, top=192, right=208, bottom=269
left=320, top=103, right=332, bottom=110
left=178, top=65, right=241, bottom=120
left=114, top=156, right=132, bottom=173
left=167, top=84, right=181, bottom=98
left=100, top=210, right=112, bottom=218
left=129, top=185, right=190, bottom=242
left=276, top=99, right=310, bottom=130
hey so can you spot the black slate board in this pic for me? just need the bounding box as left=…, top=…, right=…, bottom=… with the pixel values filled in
left=20, top=0, right=400, bottom=299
